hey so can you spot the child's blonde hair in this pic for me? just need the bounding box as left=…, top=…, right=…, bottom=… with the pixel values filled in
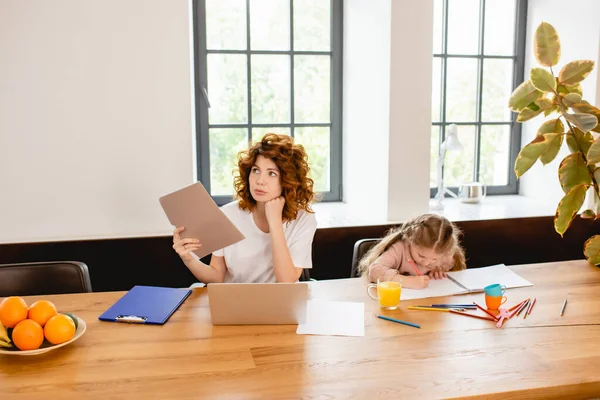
left=357, top=214, right=466, bottom=276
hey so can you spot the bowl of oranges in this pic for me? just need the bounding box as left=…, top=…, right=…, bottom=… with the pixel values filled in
left=0, top=296, right=86, bottom=356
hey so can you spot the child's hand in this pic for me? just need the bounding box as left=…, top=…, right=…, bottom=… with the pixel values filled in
left=427, top=270, right=447, bottom=280
left=404, top=275, right=430, bottom=289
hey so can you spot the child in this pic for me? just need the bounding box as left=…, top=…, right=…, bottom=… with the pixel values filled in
left=358, top=214, right=466, bottom=289
left=172, top=133, right=317, bottom=284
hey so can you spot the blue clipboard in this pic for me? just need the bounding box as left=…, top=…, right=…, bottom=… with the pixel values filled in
left=98, top=286, right=192, bottom=325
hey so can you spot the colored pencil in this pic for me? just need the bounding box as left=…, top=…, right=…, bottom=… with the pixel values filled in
left=527, top=297, right=536, bottom=315
left=449, top=310, right=497, bottom=322
left=473, top=302, right=499, bottom=321
left=508, top=298, right=530, bottom=312
left=509, top=299, right=528, bottom=319
left=516, top=299, right=530, bottom=317
left=378, top=315, right=421, bottom=329
left=560, top=299, right=567, bottom=316
left=408, top=306, right=451, bottom=312
left=406, top=258, right=423, bottom=276
left=430, top=304, right=477, bottom=309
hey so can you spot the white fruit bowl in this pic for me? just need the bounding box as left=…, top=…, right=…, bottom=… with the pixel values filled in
left=0, top=317, right=86, bottom=356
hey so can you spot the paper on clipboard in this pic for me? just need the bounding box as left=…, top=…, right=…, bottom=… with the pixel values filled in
left=159, top=182, right=245, bottom=259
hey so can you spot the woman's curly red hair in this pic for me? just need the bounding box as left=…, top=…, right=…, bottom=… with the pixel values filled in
left=234, top=133, right=315, bottom=221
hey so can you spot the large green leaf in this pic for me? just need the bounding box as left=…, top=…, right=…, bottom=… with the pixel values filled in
left=538, top=118, right=564, bottom=134
left=558, top=60, right=595, bottom=86
left=517, top=107, right=544, bottom=122
left=566, top=128, right=593, bottom=155
left=562, top=93, right=582, bottom=107
left=586, top=137, right=600, bottom=164
left=534, top=22, right=561, bottom=67
left=562, top=112, right=598, bottom=133
left=554, top=184, right=588, bottom=236
left=514, top=134, right=556, bottom=177
left=530, top=68, right=556, bottom=92
left=558, top=153, right=592, bottom=193
left=508, top=80, right=543, bottom=112
left=584, top=235, right=600, bottom=265
left=540, top=134, right=563, bottom=165
left=544, top=105, right=559, bottom=116
left=557, top=83, right=582, bottom=95
left=570, top=102, right=600, bottom=133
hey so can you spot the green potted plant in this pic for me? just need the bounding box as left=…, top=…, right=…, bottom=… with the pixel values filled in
left=509, top=22, right=600, bottom=265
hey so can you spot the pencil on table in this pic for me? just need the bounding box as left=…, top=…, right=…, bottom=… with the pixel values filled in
left=560, top=299, right=567, bottom=316
left=449, top=310, right=496, bottom=322
left=509, top=298, right=530, bottom=312
left=378, top=315, right=421, bottom=329
left=527, top=297, right=536, bottom=315
left=408, top=306, right=451, bottom=312
left=516, top=299, right=530, bottom=317
left=509, top=299, right=529, bottom=319
left=473, top=302, right=499, bottom=321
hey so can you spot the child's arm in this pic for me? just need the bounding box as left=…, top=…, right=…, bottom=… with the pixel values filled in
left=367, top=243, right=403, bottom=283
left=400, top=275, right=430, bottom=289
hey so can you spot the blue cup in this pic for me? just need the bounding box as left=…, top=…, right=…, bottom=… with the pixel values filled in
left=484, top=283, right=506, bottom=297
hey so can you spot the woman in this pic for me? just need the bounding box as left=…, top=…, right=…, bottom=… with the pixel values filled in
left=173, top=133, right=317, bottom=283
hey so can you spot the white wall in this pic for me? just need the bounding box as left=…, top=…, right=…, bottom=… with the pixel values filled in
left=343, top=0, right=432, bottom=222
left=342, top=0, right=391, bottom=220
left=519, top=0, right=600, bottom=210
left=0, top=0, right=195, bottom=243
left=387, top=0, right=432, bottom=221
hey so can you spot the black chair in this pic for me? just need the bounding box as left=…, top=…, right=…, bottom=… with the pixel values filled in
left=350, top=239, right=381, bottom=278
left=0, top=261, right=93, bottom=297
left=299, top=268, right=312, bottom=282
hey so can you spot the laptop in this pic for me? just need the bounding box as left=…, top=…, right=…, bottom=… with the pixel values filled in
left=207, top=283, right=308, bottom=325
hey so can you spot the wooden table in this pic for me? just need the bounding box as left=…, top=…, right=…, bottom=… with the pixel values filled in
left=2, top=260, right=600, bottom=399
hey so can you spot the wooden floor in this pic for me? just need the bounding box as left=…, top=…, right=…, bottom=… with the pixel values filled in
left=2, top=260, right=600, bottom=399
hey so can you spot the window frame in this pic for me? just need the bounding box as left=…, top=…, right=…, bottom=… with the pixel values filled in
left=430, top=0, right=528, bottom=197
left=193, top=0, right=343, bottom=205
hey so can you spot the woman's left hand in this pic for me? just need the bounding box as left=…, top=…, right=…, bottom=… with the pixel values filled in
left=265, top=196, right=285, bottom=227
left=427, top=270, right=447, bottom=280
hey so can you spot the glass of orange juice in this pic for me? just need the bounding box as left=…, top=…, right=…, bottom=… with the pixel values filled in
left=367, top=279, right=402, bottom=310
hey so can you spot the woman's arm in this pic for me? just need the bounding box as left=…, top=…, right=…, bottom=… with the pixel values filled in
left=172, top=227, right=228, bottom=283
left=265, top=198, right=304, bottom=282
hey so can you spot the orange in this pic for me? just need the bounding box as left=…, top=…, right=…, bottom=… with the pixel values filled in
left=28, top=300, right=57, bottom=327
left=0, top=296, right=29, bottom=328
left=12, top=319, right=44, bottom=351
left=44, top=314, right=76, bottom=345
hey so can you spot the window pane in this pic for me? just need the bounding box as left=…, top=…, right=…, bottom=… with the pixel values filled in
left=430, top=126, right=441, bottom=188
left=251, top=55, right=290, bottom=124
left=444, top=125, right=475, bottom=186
left=481, top=59, right=514, bottom=122
left=250, top=0, right=290, bottom=50
left=206, top=0, right=246, bottom=50
left=294, top=56, right=330, bottom=123
left=209, top=128, right=248, bottom=196
left=480, top=124, right=510, bottom=185
left=208, top=54, right=247, bottom=124
left=484, top=0, right=516, bottom=55
left=294, top=0, right=330, bottom=51
left=447, top=0, right=479, bottom=55
left=252, top=127, right=291, bottom=142
left=433, top=0, right=444, bottom=54
left=446, top=58, right=478, bottom=122
left=432, top=57, right=442, bottom=123
left=294, top=127, right=330, bottom=192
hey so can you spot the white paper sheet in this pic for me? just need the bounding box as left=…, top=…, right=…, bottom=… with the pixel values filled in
left=448, top=264, right=533, bottom=292
left=401, top=277, right=466, bottom=300
left=296, top=300, right=365, bottom=337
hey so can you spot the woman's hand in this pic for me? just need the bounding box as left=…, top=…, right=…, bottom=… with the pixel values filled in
left=427, top=270, right=447, bottom=280
left=265, top=196, right=285, bottom=227
left=172, top=227, right=202, bottom=263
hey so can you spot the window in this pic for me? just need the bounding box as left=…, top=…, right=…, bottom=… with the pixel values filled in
left=430, top=0, right=527, bottom=195
left=194, top=0, right=342, bottom=204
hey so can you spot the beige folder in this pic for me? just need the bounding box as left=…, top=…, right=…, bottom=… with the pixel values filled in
left=159, top=182, right=245, bottom=259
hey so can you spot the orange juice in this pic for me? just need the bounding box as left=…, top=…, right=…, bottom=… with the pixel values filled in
left=377, top=281, right=402, bottom=310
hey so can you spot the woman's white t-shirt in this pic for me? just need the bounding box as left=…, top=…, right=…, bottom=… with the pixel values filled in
left=212, top=201, right=317, bottom=283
